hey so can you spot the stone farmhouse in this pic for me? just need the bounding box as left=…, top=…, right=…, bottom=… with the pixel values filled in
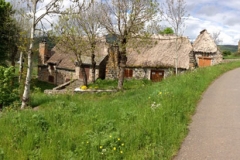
left=38, top=40, right=108, bottom=85
left=38, top=29, right=222, bottom=85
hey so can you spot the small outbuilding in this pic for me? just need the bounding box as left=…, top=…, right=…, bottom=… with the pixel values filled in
left=192, top=29, right=222, bottom=67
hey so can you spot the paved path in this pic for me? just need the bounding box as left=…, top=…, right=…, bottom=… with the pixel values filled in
left=174, top=68, right=240, bottom=160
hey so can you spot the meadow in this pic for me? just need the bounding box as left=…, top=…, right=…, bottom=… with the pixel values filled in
left=1, top=61, right=240, bottom=159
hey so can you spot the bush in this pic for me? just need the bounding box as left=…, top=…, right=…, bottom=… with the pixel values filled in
left=222, top=50, right=231, bottom=56
left=0, top=66, right=19, bottom=108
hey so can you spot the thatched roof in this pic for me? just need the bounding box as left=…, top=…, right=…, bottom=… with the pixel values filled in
left=46, top=41, right=108, bottom=70
left=193, top=29, right=217, bottom=53
left=126, top=36, right=192, bottom=69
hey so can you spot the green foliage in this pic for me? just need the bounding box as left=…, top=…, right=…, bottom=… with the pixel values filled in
left=160, top=27, right=174, bottom=35
left=1, top=62, right=240, bottom=159
left=0, top=66, right=18, bottom=107
left=31, top=78, right=56, bottom=92
left=222, top=50, right=231, bottom=56
left=88, top=78, right=152, bottom=90
left=0, top=0, right=20, bottom=66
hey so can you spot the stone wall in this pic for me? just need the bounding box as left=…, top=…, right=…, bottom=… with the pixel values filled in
left=56, top=69, right=76, bottom=85
left=38, top=66, right=49, bottom=82
left=189, top=51, right=197, bottom=69
left=131, top=68, right=149, bottom=79
left=127, top=68, right=176, bottom=81
left=38, top=65, right=76, bottom=85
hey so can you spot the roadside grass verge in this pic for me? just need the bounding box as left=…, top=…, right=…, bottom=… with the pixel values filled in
left=1, top=62, right=240, bottom=159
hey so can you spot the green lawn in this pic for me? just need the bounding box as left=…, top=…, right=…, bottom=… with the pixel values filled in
left=1, top=61, right=240, bottom=159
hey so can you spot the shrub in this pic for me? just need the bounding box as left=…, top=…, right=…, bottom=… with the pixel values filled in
left=222, top=50, right=231, bottom=56
left=0, top=66, right=19, bottom=108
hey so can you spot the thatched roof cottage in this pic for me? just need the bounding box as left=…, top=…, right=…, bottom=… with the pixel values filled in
left=122, top=36, right=193, bottom=81
left=192, top=29, right=222, bottom=67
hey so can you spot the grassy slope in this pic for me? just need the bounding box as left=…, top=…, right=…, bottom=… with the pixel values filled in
left=1, top=62, right=240, bottom=159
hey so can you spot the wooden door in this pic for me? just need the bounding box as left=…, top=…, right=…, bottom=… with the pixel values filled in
left=199, top=57, right=212, bottom=67
left=151, top=70, right=164, bottom=82
left=79, top=67, right=90, bottom=80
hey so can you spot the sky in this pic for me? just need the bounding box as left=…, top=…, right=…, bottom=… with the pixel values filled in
left=181, top=0, right=240, bottom=45
left=6, top=0, right=240, bottom=45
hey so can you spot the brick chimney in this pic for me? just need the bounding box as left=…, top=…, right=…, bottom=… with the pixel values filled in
left=39, top=39, right=48, bottom=65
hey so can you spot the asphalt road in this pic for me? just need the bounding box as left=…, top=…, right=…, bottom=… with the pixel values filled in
left=174, top=68, right=240, bottom=160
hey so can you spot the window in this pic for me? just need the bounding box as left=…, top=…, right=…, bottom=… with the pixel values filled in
left=50, top=64, right=54, bottom=70
left=48, top=75, right=54, bottom=83
left=124, top=69, right=133, bottom=78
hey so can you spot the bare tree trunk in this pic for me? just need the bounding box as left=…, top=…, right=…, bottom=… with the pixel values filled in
left=117, top=52, right=127, bottom=90
left=175, top=37, right=178, bottom=75
left=18, top=52, right=23, bottom=83
left=117, top=38, right=127, bottom=90
left=11, top=45, right=18, bottom=67
left=80, top=63, right=88, bottom=86
left=21, top=49, right=33, bottom=109
left=91, top=53, right=96, bottom=83
left=21, top=2, right=36, bottom=109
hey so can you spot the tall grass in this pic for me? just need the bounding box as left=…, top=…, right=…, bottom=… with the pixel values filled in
left=1, top=62, right=240, bottom=159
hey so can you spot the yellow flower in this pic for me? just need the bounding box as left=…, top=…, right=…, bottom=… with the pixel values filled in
left=118, top=138, right=121, bottom=141
left=121, top=143, right=124, bottom=146
left=120, top=151, right=123, bottom=154
left=100, top=146, right=103, bottom=149
left=109, top=135, right=112, bottom=138
left=86, top=141, right=89, bottom=144
left=113, top=147, right=116, bottom=151
left=159, top=92, right=162, bottom=95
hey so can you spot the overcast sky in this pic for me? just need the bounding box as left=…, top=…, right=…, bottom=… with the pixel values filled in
left=181, top=0, right=240, bottom=45
left=7, top=0, right=240, bottom=45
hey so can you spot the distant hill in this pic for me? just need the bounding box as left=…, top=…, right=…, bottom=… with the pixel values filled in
left=218, top=45, right=238, bottom=53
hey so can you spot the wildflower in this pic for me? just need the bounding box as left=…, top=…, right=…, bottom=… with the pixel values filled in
left=120, top=151, right=123, bottom=154
left=86, top=141, right=89, bottom=144
left=102, top=149, right=106, bottom=152
left=113, top=147, right=116, bottom=151
left=100, top=146, right=103, bottom=149
left=159, top=92, right=162, bottom=95
left=118, top=138, right=121, bottom=141
left=109, top=135, right=112, bottom=138
left=121, top=143, right=124, bottom=146
left=151, top=102, right=161, bottom=110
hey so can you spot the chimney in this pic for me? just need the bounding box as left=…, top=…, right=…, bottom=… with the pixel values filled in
left=39, top=39, right=48, bottom=65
